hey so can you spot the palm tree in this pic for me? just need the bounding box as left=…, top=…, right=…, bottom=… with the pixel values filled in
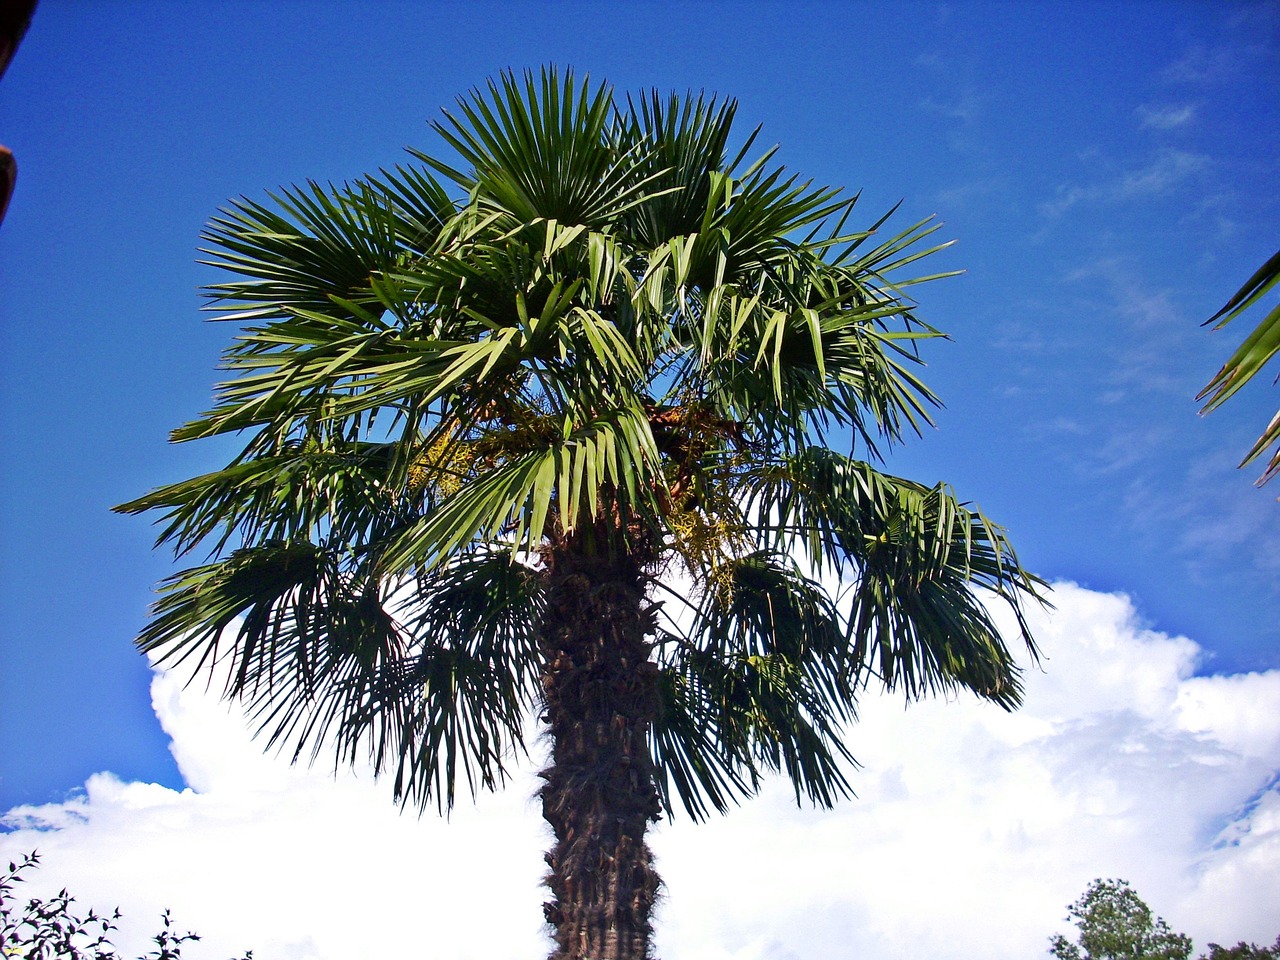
left=117, top=69, right=1043, bottom=960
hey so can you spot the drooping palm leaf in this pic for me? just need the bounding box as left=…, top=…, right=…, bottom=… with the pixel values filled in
left=337, top=549, right=544, bottom=810
left=736, top=449, right=1041, bottom=707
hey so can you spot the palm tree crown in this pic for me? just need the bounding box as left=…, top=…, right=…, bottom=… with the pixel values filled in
left=118, top=68, right=1043, bottom=960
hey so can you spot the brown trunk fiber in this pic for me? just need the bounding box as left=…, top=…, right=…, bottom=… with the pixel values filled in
left=538, top=543, right=662, bottom=960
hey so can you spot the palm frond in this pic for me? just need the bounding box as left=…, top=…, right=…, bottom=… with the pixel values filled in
left=376, top=406, right=663, bottom=575
left=341, top=549, right=544, bottom=811
left=649, top=551, right=857, bottom=819
left=200, top=178, right=441, bottom=325
left=137, top=538, right=346, bottom=695
left=113, top=436, right=397, bottom=557
left=737, top=450, right=1044, bottom=707
left=652, top=644, right=856, bottom=820
left=425, top=67, right=660, bottom=229
left=616, top=89, right=744, bottom=246
left=145, top=543, right=543, bottom=813
left=1198, top=247, right=1280, bottom=484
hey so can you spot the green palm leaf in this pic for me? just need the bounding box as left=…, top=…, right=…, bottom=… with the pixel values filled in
left=1198, top=247, right=1280, bottom=484
left=737, top=449, right=1042, bottom=706
left=650, top=552, right=858, bottom=818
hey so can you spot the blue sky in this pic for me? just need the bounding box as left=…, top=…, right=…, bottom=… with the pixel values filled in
left=1, top=3, right=1278, bottom=956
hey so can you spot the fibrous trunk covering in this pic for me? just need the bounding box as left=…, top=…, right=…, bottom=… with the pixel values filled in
left=539, top=543, right=662, bottom=960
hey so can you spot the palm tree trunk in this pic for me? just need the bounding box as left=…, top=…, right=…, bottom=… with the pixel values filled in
left=538, top=541, right=662, bottom=960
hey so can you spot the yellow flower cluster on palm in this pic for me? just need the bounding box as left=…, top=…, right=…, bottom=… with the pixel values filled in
left=407, top=424, right=473, bottom=501
left=665, top=466, right=749, bottom=606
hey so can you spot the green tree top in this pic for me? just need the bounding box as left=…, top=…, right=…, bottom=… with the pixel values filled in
left=1049, top=878, right=1280, bottom=960
left=1050, top=879, right=1192, bottom=960
left=1200, top=939, right=1280, bottom=960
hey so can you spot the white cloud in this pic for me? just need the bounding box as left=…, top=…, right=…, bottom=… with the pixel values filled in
left=1057, top=256, right=1194, bottom=411
left=1117, top=150, right=1210, bottom=198
left=1136, top=103, right=1198, bottom=131
left=4, top=583, right=1279, bottom=960
left=1040, top=149, right=1209, bottom=218
left=1162, top=41, right=1263, bottom=86
left=2, top=673, right=553, bottom=960
left=918, top=92, right=981, bottom=123
left=654, top=584, right=1280, bottom=958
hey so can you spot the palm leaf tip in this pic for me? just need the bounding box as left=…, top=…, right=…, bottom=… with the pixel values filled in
left=1198, top=247, right=1280, bottom=484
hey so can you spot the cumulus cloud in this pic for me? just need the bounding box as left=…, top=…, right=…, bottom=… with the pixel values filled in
left=3, top=583, right=1279, bottom=960
left=654, top=584, right=1280, bottom=958
left=1, top=675, right=552, bottom=960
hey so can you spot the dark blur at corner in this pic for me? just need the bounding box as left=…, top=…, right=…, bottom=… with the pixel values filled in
left=1, top=0, right=39, bottom=227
